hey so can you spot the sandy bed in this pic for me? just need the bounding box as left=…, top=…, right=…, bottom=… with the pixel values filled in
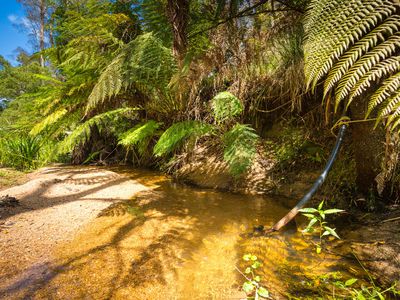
left=0, top=165, right=151, bottom=299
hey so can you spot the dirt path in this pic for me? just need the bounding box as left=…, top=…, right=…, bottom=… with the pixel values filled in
left=0, top=165, right=152, bottom=299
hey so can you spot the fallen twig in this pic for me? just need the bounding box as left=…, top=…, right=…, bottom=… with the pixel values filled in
left=382, top=216, right=400, bottom=223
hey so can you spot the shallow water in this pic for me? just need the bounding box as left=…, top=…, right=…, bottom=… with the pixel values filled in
left=27, top=169, right=363, bottom=299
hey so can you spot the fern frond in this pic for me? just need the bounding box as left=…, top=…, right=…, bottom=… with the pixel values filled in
left=323, top=16, right=400, bottom=94
left=211, top=92, right=243, bottom=123
left=377, top=90, right=400, bottom=123
left=29, top=108, right=68, bottom=136
left=305, top=0, right=397, bottom=90
left=336, top=34, right=400, bottom=107
left=223, top=124, right=259, bottom=176
left=124, top=33, right=176, bottom=91
left=304, top=0, right=400, bottom=129
left=350, top=56, right=400, bottom=105
left=368, top=71, right=400, bottom=116
left=86, top=33, right=176, bottom=113
left=389, top=115, right=400, bottom=130
left=119, top=120, right=162, bottom=155
left=85, top=53, right=126, bottom=113
left=60, top=13, right=130, bottom=73
left=58, top=107, right=139, bottom=154
left=153, top=121, right=213, bottom=157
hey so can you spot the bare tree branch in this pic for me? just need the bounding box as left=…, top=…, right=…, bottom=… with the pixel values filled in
left=189, top=0, right=304, bottom=39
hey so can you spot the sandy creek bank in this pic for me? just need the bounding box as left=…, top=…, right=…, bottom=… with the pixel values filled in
left=0, top=165, right=398, bottom=299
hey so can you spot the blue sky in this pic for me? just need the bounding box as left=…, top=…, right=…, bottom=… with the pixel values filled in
left=0, top=0, right=30, bottom=65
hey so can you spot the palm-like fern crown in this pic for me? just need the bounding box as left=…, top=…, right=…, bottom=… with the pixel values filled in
left=86, top=32, right=177, bottom=113
left=304, top=0, right=400, bottom=129
left=59, top=11, right=131, bottom=73
left=29, top=4, right=143, bottom=139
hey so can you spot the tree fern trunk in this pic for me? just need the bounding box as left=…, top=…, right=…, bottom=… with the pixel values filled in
left=166, top=0, right=190, bottom=63
left=350, top=98, right=385, bottom=196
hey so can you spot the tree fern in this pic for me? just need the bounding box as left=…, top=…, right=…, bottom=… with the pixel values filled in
left=60, top=13, right=130, bottom=73
left=86, top=33, right=176, bottom=113
left=119, top=120, right=162, bottom=155
left=85, top=52, right=126, bottom=113
left=211, top=91, right=243, bottom=123
left=153, top=120, right=213, bottom=157
left=304, top=0, right=400, bottom=129
left=58, top=107, right=139, bottom=154
left=223, top=124, right=259, bottom=176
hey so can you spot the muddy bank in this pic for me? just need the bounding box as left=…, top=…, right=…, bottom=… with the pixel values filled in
left=173, top=142, right=325, bottom=199
left=343, top=206, right=400, bottom=289
left=174, top=144, right=279, bottom=195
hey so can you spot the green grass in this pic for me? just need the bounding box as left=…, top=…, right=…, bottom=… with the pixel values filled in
left=0, top=168, right=29, bottom=190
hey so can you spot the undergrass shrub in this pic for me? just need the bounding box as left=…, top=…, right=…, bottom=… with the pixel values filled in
left=0, top=135, right=50, bottom=170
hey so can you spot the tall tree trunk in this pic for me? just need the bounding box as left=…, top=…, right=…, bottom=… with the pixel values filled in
left=166, top=0, right=190, bottom=63
left=39, top=0, right=45, bottom=67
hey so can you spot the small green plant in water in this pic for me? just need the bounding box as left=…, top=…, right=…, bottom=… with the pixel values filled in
left=238, top=254, right=270, bottom=299
left=308, top=272, right=400, bottom=299
left=299, top=201, right=344, bottom=254
left=336, top=279, right=400, bottom=299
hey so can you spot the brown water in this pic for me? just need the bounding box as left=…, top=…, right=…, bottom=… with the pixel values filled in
left=28, top=169, right=363, bottom=299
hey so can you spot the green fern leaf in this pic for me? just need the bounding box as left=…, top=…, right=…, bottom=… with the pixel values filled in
left=153, top=121, right=213, bottom=157
left=368, top=71, right=400, bottom=116
left=58, top=107, right=140, bottom=154
left=304, top=0, right=400, bottom=130
left=86, top=33, right=176, bottom=113
left=223, top=124, right=259, bottom=176
left=305, top=0, right=395, bottom=89
left=211, top=92, right=244, bottom=123
left=350, top=56, right=400, bottom=106
left=324, top=16, right=400, bottom=95
left=376, top=90, right=400, bottom=124
left=336, top=34, right=400, bottom=108
left=30, top=108, right=68, bottom=136
left=119, top=120, right=162, bottom=155
left=86, top=53, right=125, bottom=113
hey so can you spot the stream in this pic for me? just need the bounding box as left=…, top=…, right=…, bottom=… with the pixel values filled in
left=5, top=168, right=365, bottom=299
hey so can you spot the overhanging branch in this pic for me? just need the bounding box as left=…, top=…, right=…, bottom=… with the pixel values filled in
left=188, top=0, right=305, bottom=38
